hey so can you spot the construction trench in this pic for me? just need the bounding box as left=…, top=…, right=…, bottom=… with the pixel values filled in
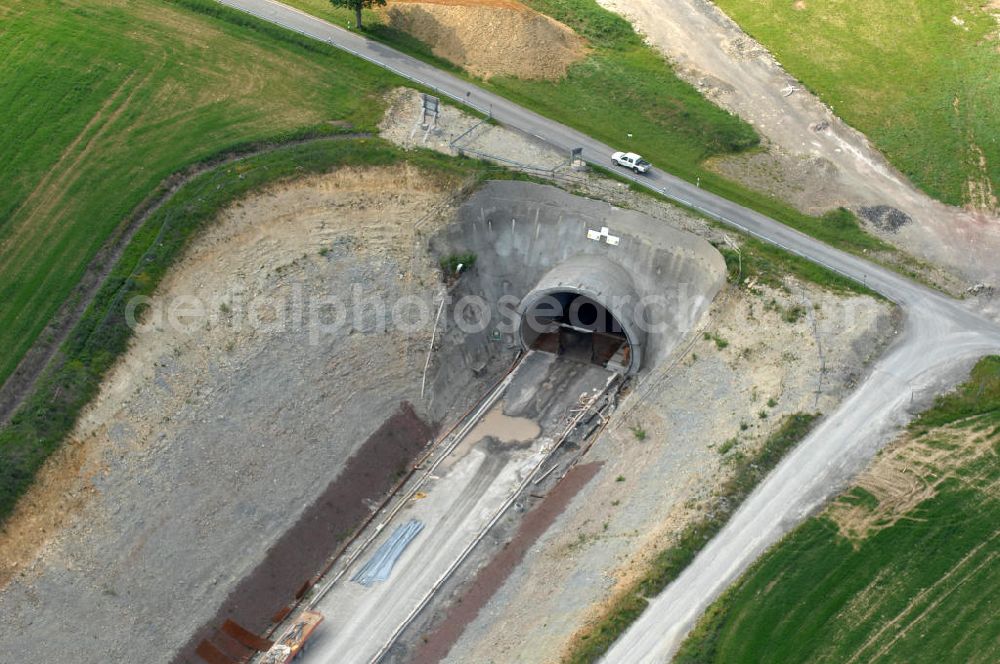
left=0, top=172, right=730, bottom=664
left=213, top=181, right=727, bottom=663
left=0, top=159, right=899, bottom=663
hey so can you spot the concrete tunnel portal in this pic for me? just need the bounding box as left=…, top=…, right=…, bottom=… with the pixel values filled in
left=427, top=181, right=728, bottom=390
left=517, top=255, right=646, bottom=374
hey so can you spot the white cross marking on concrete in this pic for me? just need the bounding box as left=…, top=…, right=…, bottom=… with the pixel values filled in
left=587, top=226, right=620, bottom=246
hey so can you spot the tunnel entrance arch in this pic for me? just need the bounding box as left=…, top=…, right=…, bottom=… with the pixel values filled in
left=517, top=255, right=645, bottom=374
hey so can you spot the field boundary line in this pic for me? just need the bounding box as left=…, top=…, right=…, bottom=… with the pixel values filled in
left=0, top=133, right=370, bottom=426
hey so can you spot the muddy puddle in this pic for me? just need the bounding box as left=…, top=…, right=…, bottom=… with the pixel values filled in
left=465, top=404, right=541, bottom=446
left=443, top=403, right=542, bottom=469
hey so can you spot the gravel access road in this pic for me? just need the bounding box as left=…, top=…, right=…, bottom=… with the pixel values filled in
left=604, top=282, right=1000, bottom=662
left=214, top=1, right=1000, bottom=660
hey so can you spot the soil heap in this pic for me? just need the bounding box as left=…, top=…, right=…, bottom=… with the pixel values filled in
left=384, top=0, right=586, bottom=79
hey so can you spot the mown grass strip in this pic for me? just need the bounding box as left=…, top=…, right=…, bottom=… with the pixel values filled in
left=563, top=412, right=821, bottom=663
left=0, top=138, right=484, bottom=525
left=0, top=0, right=400, bottom=387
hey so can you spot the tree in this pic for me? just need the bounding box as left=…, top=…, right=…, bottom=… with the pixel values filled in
left=330, top=0, right=386, bottom=30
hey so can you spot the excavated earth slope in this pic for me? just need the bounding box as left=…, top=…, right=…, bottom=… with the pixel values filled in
left=383, top=0, right=586, bottom=79
left=0, top=165, right=496, bottom=662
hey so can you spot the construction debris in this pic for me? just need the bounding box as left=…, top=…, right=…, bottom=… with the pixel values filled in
left=260, top=611, right=324, bottom=664
left=352, top=519, right=425, bottom=587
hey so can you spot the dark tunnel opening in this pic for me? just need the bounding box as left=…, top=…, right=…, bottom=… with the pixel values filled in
left=519, top=292, right=632, bottom=372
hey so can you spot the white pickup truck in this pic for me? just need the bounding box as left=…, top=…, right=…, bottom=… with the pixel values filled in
left=612, top=151, right=651, bottom=174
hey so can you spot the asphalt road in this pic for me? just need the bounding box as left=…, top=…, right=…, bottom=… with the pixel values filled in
left=215, top=1, right=1000, bottom=660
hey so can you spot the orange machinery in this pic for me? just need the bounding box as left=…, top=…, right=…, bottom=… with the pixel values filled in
left=259, top=611, right=324, bottom=664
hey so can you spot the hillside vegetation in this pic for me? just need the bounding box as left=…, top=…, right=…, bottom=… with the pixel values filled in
left=714, top=0, right=1000, bottom=210
left=0, top=0, right=398, bottom=386
left=0, top=136, right=483, bottom=525
left=676, top=355, right=1000, bottom=664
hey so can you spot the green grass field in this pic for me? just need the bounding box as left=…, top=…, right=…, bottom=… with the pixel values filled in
left=714, top=0, right=1000, bottom=209
left=676, top=356, right=1000, bottom=664
left=0, top=0, right=401, bottom=387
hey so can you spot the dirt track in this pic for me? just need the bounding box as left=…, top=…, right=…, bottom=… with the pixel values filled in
left=596, top=0, right=1000, bottom=289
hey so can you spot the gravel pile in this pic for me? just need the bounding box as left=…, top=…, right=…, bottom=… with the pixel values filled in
left=858, top=205, right=912, bottom=233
